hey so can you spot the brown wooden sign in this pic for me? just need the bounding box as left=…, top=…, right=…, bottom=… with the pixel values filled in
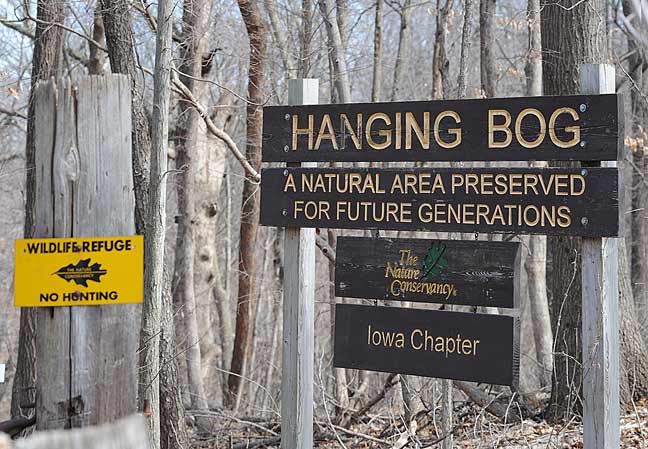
left=334, top=304, right=520, bottom=386
left=335, top=237, right=520, bottom=308
left=262, top=94, right=623, bottom=162
left=259, top=167, right=619, bottom=237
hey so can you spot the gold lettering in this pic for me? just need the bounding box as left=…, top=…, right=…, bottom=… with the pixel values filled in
left=434, top=110, right=462, bottom=148
left=515, top=108, right=546, bottom=148
left=405, top=112, right=430, bottom=149
left=489, top=109, right=513, bottom=148
left=366, top=112, right=392, bottom=149
left=292, top=114, right=314, bottom=150
left=315, top=114, right=338, bottom=150
left=283, top=173, right=296, bottom=192
left=340, top=113, right=363, bottom=149
left=549, top=107, right=580, bottom=147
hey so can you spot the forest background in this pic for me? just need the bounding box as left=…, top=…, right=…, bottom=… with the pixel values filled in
left=0, top=0, right=647, bottom=447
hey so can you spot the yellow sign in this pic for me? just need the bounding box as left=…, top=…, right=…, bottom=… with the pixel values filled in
left=14, top=236, right=144, bottom=307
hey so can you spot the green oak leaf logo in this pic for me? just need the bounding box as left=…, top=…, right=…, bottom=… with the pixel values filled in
left=420, top=242, right=448, bottom=279
left=53, top=258, right=107, bottom=287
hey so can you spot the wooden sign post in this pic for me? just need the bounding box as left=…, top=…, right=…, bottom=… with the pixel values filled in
left=258, top=75, right=624, bottom=448
left=30, top=76, right=139, bottom=430
left=281, top=79, right=318, bottom=449
left=580, top=64, right=619, bottom=449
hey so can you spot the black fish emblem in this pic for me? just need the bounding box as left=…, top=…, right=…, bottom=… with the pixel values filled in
left=54, top=258, right=107, bottom=287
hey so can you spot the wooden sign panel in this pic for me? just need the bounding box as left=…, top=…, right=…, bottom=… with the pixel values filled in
left=260, top=167, right=619, bottom=237
left=334, top=304, right=520, bottom=386
left=335, top=237, right=520, bottom=308
left=262, top=94, right=623, bottom=162
left=14, top=236, right=144, bottom=307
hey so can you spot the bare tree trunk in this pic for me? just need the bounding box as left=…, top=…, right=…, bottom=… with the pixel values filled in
left=140, top=0, right=174, bottom=444
left=479, top=0, right=496, bottom=97
left=13, top=0, right=68, bottom=427
left=541, top=0, right=607, bottom=421
left=318, top=0, right=351, bottom=103
left=298, top=0, right=313, bottom=78
left=523, top=0, right=552, bottom=388
left=457, top=0, right=476, bottom=99
left=327, top=231, right=349, bottom=420
left=371, top=0, right=383, bottom=103
left=623, top=0, right=648, bottom=330
left=160, top=274, right=189, bottom=449
left=432, top=0, right=452, bottom=100
left=227, top=0, right=266, bottom=406
left=336, top=0, right=348, bottom=51
left=619, top=239, right=648, bottom=400
left=390, top=0, right=412, bottom=102
left=173, top=0, right=210, bottom=421
left=265, top=0, right=294, bottom=74
left=87, top=8, right=106, bottom=75
left=101, top=0, right=151, bottom=235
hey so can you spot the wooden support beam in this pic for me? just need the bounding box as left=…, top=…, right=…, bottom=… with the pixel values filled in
left=580, top=63, right=620, bottom=449
left=281, top=79, right=318, bottom=449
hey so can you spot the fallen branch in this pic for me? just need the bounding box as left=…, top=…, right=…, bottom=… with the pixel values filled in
left=347, top=373, right=399, bottom=425
left=454, top=381, right=522, bottom=422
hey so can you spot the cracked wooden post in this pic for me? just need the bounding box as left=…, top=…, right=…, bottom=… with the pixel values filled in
left=33, top=76, right=139, bottom=429
left=281, top=79, right=318, bottom=449
left=580, top=63, right=620, bottom=449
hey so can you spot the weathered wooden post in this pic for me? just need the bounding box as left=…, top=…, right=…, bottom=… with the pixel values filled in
left=580, top=63, right=620, bottom=449
left=281, top=79, right=318, bottom=449
left=32, top=75, right=139, bottom=429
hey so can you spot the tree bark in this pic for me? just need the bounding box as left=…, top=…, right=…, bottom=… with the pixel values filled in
left=432, top=0, right=452, bottom=100
left=390, top=0, right=412, bottom=102
left=318, top=0, right=351, bottom=103
left=13, top=0, right=68, bottom=427
left=457, top=0, right=476, bottom=99
left=160, top=275, right=189, bottom=449
left=140, top=0, right=174, bottom=443
left=524, top=0, right=552, bottom=389
left=87, top=8, right=106, bottom=75
left=173, top=0, right=211, bottom=421
left=371, top=0, right=383, bottom=103
left=227, top=0, right=266, bottom=407
left=623, top=0, right=648, bottom=331
left=541, top=0, right=607, bottom=421
left=479, top=0, right=496, bottom=97
left=101, top=0, right=152, bottom=235
left=297, top=0, right=313, bottom=78
left=619, top=239, right=648, bottom=401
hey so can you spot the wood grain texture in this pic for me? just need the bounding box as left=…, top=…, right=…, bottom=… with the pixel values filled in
left=580, top=64, right=620, bottom=449
left=333, top=304, right=520, bottom=387
left=335, top=237, right=520, bottom=308
left=260, top=167, right=619, bottom=236
left=280, top=79, right=318, bottom=449
left=34, top=76, right=138, bottom=430
left=262, top=94, right=623, bottom=162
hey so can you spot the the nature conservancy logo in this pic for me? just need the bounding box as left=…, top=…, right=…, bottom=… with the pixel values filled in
left=54, top=258, right=107, bottom=287
left=421, top=242, right=448, bottom=278
left=385, top=243, right=457, bottom=300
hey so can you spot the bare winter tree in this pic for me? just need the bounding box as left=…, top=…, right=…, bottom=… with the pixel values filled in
left=12, top=0, right=68, bottom=426
left=140, top=0, right=175, bottom=444
left=227, top=0, right=266, bottom=407
left=173, top=0, right=211, bottom=420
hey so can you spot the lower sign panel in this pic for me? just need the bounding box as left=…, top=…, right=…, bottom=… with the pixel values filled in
left=334, top=304, right=520, bottom=386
